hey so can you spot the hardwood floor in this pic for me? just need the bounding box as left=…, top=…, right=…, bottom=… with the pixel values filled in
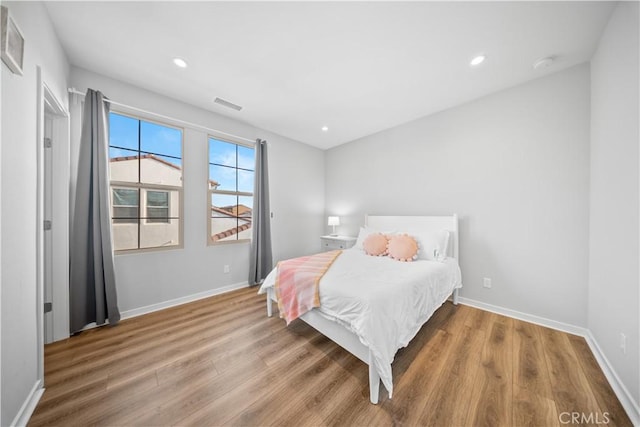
left=30, top=287, right=632, bottom=427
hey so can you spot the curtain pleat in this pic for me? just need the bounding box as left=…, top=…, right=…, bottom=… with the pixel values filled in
left=249, top=139, right=273, bottom=285
left=69, top=89, right=120, bottom=333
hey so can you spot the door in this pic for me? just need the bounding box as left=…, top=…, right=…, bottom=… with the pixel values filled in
left=40, top=83, right=70, bottom=346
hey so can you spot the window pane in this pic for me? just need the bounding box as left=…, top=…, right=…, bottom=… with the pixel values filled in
left=237, top=169, right=254, bottom=193
left=140, top=218, right=180, bottom=249
left=140, top=154, right=182, bottom=185
left=146, top=190, right=169, bottom=223
left=147, top=190, right=168, bottom=207
left=209, top=164, right=236, bottom=192
left=237, top=145, right=255, bottom=171
left=113, top=207, right=138, bottom=224
left=110, top=148, right=139, bottom=183
left=210, top=217, right=252, bottom=242
left=112, top=188, right=139, bottom=206
left=140, top=121, right=182, bottom=159
left=209, top=138, right=236, bottom=167
left=112, top=188, right=139, bottom=225
left=211, top=193, right=238, bottom=217
left=109, top=113, right=138, bottom=151
left=147, top=209, right=169, bottom=223
left=111, top=219, right=139, bottom=251
left=238, top=196, right=253, bottom=219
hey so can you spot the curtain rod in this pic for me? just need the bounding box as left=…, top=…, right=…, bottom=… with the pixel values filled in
left=67, top=88, right=256, bottom=144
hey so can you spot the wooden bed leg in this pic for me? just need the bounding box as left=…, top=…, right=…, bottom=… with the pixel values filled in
left=266, top=288, right=273, bottom=317
left=368, top=352, right=380, bottom=404
left=452, top=288, right=460, bottom=305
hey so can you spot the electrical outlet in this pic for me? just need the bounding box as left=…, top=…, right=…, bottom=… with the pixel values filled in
left=224, top=265, right=230, bottom=274
left=620, top=333, right=627, bottom=354
left=483, top=278, right=492, bottom=289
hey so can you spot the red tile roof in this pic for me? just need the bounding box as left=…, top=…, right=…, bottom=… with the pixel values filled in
left=211, top=222, right=252, bottom=242
left=110, top=153, right=180, bottom=170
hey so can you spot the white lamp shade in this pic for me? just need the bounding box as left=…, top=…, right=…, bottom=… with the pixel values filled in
left=327, top=216, right=340, bottom=226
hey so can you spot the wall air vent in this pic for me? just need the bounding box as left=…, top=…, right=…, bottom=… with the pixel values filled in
left=214, top=97, right=243, bottom=111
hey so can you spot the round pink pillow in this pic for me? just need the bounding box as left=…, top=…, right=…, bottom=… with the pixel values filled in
left=387, top=234, right=419, bottom=262
left=363, top=233, right=389, bottom=256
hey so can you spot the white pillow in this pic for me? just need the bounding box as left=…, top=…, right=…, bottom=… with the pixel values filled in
left=413, top=230, right=450, bottom=261
left=354, top=227, right=376, bottom=251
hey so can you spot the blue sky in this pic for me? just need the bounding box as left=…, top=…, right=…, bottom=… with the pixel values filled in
left=109, top=113, right=183, bottom=168
left=209, top=137, right=254, bottom=193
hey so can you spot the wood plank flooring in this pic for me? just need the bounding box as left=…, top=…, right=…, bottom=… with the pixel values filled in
left=29, top=287, right=632, bottom=427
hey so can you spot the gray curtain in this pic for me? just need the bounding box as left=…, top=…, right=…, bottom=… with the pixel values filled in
left=69, top=89, right=120, bottom=333
left=249, top=139, right=273, bottom=285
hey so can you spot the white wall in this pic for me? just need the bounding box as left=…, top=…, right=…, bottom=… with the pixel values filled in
left=589, top=1, right=639, bottom=408
left=70, top=68, right=324, bottom=313
left=0, top=7, right=3, bottom=423
left=0, top=2, right=70, bottom=425
left=325, top=64, right=591, bottom=327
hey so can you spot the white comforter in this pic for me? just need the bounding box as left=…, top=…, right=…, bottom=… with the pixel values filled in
left=258, top=248, right=462, bottom=397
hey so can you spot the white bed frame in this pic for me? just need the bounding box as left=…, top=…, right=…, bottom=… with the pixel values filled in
left=265, top=214, right=460, bottom=404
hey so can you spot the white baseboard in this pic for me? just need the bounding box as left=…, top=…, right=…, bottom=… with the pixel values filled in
left=458, top=297, right=588, bottom=336
left=584, top=330, right=640, bottom=427
left=11, top=380, right=44, bottom=427
left=120, top=281, right=249, bottom=320
left=458, top=297, right=639, bottom=425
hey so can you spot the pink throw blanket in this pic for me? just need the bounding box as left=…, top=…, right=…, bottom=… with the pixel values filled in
left=275, top=250, right=342, bottom=324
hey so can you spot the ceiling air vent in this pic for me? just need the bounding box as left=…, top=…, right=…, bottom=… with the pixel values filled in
left=214, top=97, right=243, bottom=111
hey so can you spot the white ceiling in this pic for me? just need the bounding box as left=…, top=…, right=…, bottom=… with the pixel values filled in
left=45, top=1, right=614, bottom=150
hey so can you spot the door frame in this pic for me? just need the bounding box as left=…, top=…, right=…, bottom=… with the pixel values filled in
left=36, top=67, right=70, bottom=383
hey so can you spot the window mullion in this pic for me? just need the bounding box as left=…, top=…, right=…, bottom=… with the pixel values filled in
left=137, top=188, right=141, bottom=250
left=137, top=119, right=142, bottom=185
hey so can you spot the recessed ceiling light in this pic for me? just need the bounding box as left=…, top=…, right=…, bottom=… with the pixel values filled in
left=321, top=126, right=329, bottom=132
left=173, top=58, right=188, bottom=68
left=470, top=55, right=486, bottom=67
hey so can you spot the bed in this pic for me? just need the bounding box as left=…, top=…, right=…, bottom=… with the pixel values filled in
left=258, top=214, right=462, bottom=404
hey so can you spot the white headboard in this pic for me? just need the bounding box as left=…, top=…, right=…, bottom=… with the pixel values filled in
left=365, top=214, right=459, bottom=260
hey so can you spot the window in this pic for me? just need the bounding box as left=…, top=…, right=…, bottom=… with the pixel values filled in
left=208, top=137, right=255, bottom=243
left=146, top=191, right=169, bottom=223
left=109, top=112, right=183, bottom=251
left=112, top=188, right=138, bottom=224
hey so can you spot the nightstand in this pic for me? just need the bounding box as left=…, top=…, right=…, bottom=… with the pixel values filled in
left=320, top=235, right=357, bottom=252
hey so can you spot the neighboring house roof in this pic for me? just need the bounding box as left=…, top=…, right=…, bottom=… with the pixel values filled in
left=218, top=204, right=252, bottom=217
left=210, top=205, right=252, bottom=241
left=110, top=154, right=219, bottom=188
left=211, top=206, right=250, bottom=217
left=111, top=153, right=180, bottom=169
left=211, top=222, right=252, bottom=242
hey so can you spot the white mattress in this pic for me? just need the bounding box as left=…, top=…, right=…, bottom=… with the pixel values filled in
left=258, top=248, right=462, bottom=397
